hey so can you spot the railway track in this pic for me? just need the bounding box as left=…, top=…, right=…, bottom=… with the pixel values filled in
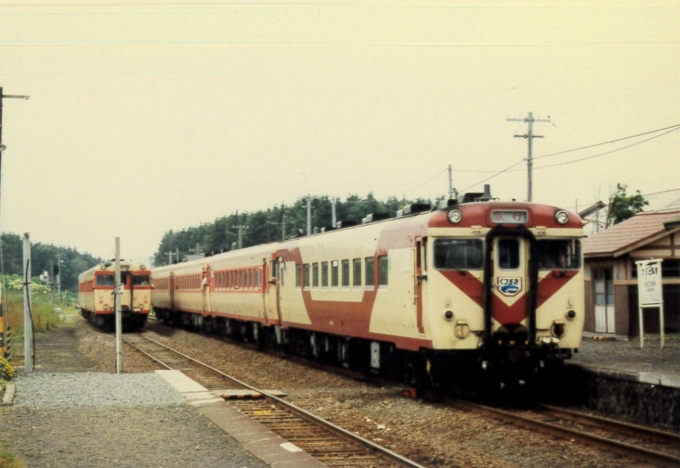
left=450, top=399, right=680, bottom=467
left=124, top=334, right=425, bottom=468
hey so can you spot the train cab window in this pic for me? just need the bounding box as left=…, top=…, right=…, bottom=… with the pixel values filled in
left=96, top=275, right=115, bottom=286
left=365, top=257, right=375, bottom=289
left=498, top=239, right=520, bottom=270
left=312, top=262, right=319, bottom=289
left=341, top=260, right=350, bottom=289
left=433, top=239, right=483, bottom=270
left=537, top=240, right=581, bottom=270
left=304, top=264, right=311, bottom=289
left=352, top=258, right=362, bottom=289
left=132, top=275, right=150, bottom=286
left=321, top=261, right=329, bottom=289
left=378, top=255, right=388, bottom=288
left=331, top=261, right=339, bottom=289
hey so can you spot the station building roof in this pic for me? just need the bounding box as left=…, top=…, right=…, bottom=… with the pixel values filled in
left=583, top=209, right=680, bottom=258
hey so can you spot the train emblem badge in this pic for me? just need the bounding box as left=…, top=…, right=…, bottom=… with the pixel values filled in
left=497, top=277, right=522, bottom=296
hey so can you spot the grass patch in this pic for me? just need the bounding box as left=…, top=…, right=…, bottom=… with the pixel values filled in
left=0, top=450, right=26, bottom=468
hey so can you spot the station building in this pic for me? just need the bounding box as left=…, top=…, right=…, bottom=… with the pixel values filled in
left=582, top=208, right=680, bottom=338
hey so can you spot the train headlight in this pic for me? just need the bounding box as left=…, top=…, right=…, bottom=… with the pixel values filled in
left=565, top=310, right=576, bottom=320
left=555, top=210, right=570, bottom=225
left=448, top=210, right=462, bottom=224
left=444, top=310, right=454, bottom=321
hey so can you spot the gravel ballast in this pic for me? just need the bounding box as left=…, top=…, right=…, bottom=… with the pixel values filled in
left=1, top=323, right=270, bottom=468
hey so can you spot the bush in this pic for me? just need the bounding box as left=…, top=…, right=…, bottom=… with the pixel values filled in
left=0, top=357, right=15, bottom=380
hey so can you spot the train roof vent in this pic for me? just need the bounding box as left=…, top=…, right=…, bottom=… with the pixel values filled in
left=320, top=225, right=336, bottom=233
left=362, top=213, right=390, bottom=224
left=438, top=198, right=459, bottom=209
left=336, top=220, right=358, bottom=229
left=397, top=203, right=431, bottom=217
left=457, top=184, right=494, bottom=203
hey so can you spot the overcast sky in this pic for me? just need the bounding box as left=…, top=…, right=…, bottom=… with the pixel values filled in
left=0, top=1, right=678, bottom=263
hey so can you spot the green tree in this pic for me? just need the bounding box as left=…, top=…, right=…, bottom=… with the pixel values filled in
left=607, top=183, right=649, bottom=226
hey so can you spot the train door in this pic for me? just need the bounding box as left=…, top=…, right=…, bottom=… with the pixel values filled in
left=266, top=255, right=283, bottom=325
left=202, top=266, right=211, bottom=316
left=486, top=234, right=534, bottom=339
left=415, top=237, right=427, bottom=335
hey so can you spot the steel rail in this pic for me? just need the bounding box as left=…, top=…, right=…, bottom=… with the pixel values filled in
left=125, top=334, right=426, bottom=468
left=539, top=403, right=680, bottom=445
left=451, top=400, right=680, bottom=467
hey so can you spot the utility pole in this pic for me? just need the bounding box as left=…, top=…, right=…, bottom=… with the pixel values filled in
left=23, top=233, right=33, bottom=373
left=232, top=225, right=249, bottom=249
left=114, top=237, right=122, bottom=374
left=306, top=195, right=312, bottom=236
left=447, top=165, right=458, bottom=200
left=508, top=112, right=550, bottom=202
left=331, top=197, right=337, bottom=227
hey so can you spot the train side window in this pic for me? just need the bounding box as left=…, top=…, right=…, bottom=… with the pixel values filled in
left=321, top=261, right=329, bottom=289
left=433, top=239, right=483, bottom=270
left=331, top=261, right=339, bottom=289
left=365, top=257, right=375, bottom=289
left=279, top=264, right=285, bottom=287
left=536, top=239, right=581, bottom=270
left=296, top=264, right=302, bottom=289
left=378, top=255, right=388, bottom=288
left=341, top=259, right=350, bottom=290
left=304, top=264, right=311, bottom=289
left=352, top=258, right=362, bottom=289
left=312, top=262, right=319, bottom=289
left=498, top=239, right=520, bottom=270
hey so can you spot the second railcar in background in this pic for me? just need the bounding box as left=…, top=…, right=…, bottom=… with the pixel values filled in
left=78, top=260, right=151, bottom=331
left=152, top=188, right=584, bottom=393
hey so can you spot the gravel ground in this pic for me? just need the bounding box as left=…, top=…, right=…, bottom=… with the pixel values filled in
left=0, top=320, right=269, bottom=468
left=4, top=316, right=676, bottom=468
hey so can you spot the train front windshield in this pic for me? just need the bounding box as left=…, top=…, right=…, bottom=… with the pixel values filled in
left=432, top=238, right=581, bottom=271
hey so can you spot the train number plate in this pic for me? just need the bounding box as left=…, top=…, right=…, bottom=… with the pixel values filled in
left=491, top=210, right=528, bottom=224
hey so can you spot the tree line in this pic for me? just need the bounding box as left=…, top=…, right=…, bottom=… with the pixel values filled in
left=153, top=193, right=434, bottom=266
left=0, top=233, right=101, bottom=294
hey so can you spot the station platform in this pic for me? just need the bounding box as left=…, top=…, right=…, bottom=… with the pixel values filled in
left=568, top=333, right=680, bottom=389
left=155, top=370, right=326, bottom=468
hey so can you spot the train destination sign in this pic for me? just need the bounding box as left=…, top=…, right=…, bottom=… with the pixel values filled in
left=490, top=210, right=528, bottom=224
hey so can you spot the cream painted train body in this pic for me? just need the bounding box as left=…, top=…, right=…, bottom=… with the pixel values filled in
left=152, top=195, right=584, bottom=391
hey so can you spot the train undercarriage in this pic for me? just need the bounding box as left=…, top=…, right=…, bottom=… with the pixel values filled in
left=80, top=308, right=148, bottom=332
left=154, top=308, right=573, bottom=400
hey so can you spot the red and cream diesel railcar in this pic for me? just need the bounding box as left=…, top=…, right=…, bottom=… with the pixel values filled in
left=78, top=260, right=152, bottom=331
left=152, top=193, right=584, bottom=391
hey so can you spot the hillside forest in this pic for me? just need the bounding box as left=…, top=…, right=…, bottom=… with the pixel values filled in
left=153, top=193, right=435, bottom=266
